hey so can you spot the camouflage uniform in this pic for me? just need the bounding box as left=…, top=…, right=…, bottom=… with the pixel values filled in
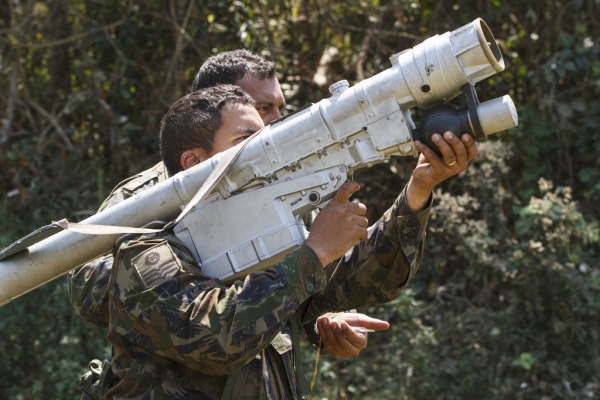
left=69, top=163, right=431, bottom=399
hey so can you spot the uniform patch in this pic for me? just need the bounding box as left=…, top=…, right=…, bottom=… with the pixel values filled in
left=132, top=243, right=181, bottom=288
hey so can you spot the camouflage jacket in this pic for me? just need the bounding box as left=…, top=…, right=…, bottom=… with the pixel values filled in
left=68, top=162, right=431, bottom=399
left=104, top=187, right=429, bottom=399
left=107, top=235, right=323, bottom=400
left=68, top=161, right=429, bottom=327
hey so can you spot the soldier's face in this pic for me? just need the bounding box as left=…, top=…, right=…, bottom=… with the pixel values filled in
left=181, top=103, right=263, bottom=170
left=207, top=103, right=264, bottom=158
left=236, top=75, right=286, bottom=124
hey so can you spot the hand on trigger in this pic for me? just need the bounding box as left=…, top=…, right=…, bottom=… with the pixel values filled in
left=305, top=181, right=369, bottom=267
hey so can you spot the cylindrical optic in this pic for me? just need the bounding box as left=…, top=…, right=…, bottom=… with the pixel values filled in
left=476, top=95, right=518, bottom=137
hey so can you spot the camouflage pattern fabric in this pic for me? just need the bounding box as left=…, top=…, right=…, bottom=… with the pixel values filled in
left=101, top=186, right=428, bottom=399
left=68, top=160, right=430, bottom=399
left=301, top=187, right=429, bottom=321
left=68, top=255, right=113, bottom=328
left=107, top=234, right=324, bottom=399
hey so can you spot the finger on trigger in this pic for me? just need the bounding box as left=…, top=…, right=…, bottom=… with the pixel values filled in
left=333, top=181, right=360, bottom=203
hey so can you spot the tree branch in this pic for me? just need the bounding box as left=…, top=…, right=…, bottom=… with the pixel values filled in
left=159, top=0, right=196, bottom=101
left=3, top=18, right=126, bottom=50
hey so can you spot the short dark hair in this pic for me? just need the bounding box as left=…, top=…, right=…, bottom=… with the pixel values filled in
left=159, top=84, right=256, bottom=175
left=192, top=49, right=277, bottom=91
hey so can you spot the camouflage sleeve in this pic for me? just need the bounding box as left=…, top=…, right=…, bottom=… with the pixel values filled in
left=301, top=185, right=431, bottom=321
left=67, top=255, right=113, bottom=328
left=110, top=233, right=326, bottom=375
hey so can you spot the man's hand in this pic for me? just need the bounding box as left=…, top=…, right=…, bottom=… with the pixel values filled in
left=305, top=181, right=369, bottom=266
left=407, top=131, right=478, bottom=212
left=316, top=313, right=390, bottom=357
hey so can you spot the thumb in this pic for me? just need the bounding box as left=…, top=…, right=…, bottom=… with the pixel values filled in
left=344, top=314, right=390, bottom=331
left=355, top=317, right=390, bottom=331
left=331, top=181, right=361, bottom=204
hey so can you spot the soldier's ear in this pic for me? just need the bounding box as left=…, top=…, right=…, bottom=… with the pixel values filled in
left=180, top=148, right=209, bottom=171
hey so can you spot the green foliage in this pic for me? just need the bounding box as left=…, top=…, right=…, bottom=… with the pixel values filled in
left=1, top=0, right=599, bottom=399
left=303, top=141, right=599, bottom=399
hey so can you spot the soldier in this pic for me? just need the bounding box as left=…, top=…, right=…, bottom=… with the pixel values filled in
left=100, top=84, right=476, bottom=399
left=70, top=50, right=393, bottom=361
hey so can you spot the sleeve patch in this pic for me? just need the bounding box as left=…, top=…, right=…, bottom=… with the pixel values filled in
left=132, top=243, right=182, bottom=288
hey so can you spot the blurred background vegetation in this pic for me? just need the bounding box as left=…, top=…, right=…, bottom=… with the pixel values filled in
left=0, top=0, right=599, bottom=399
